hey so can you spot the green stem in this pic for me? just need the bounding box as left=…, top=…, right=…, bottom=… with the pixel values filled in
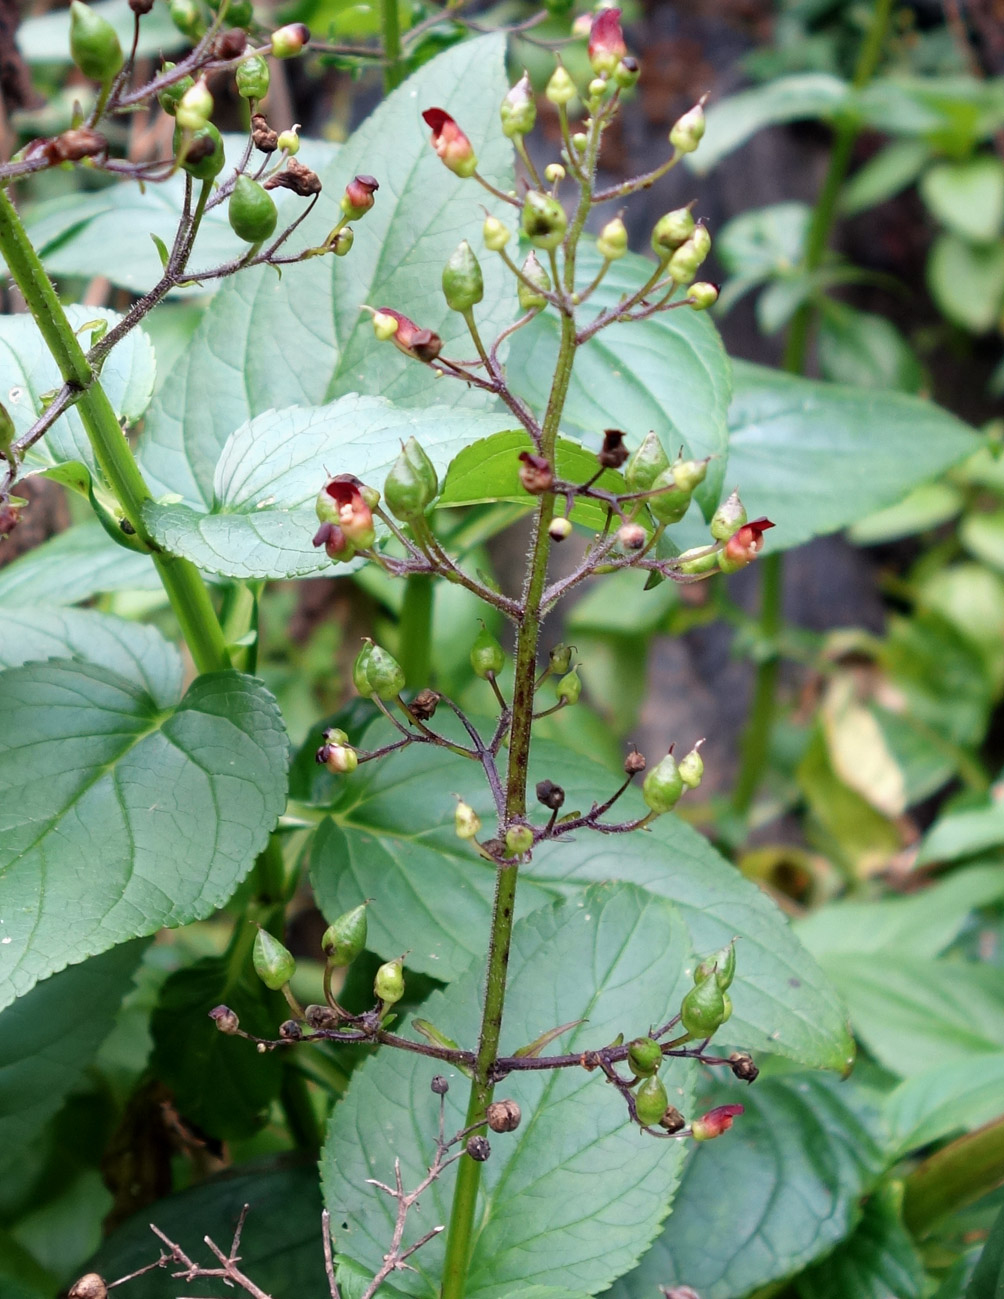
left=381, top=0, right=404, bottom=93
left=903, top=1115, right=1004, bottom=1235
left=280, top=1067, right=322, bottom=1151
left=730, top=554, right=782, bottom=816
left=399, top=575, right=434, bottom=688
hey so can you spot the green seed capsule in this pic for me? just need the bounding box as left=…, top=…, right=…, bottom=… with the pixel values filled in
left=675, top=546, right=721, bottom=576
left=470, top=624, right=505, bottom=679
left=627, top=1036, right=663, bottom=1077
left=694, top=940, right=735, bottom=990
left=455, top=800, right=481, bottom=840
left=505, top=824, right=534, bottom=856
left=70, top=0, right=124, bottom=83
left=322, top=903, right=368, bottom=967
left=722, top=990, right=733, bottom=1023
left=625, top=431, right=670, bottom=494
left=174, top=122, right=224, bottom=180
left=647, top=468, right=691, bottom=525
left=384, top=437, right=438, bottom=520
left=597, top=217, right=628, bottom=261
left=549, top=643, right=572, bottom=675
left=158, top=65, right=194, bottom=116
left=680, top=973, right=727, bottom=1038
left=635, top=1074, right=669, bottom=1126
left=521, top=191, right=567, bottom=251
left=175, top=77, right=213, bottom=132
left=678, top=743, right=705, bottom=791
left=364, top=643, right=406, bottom=699
left=556, top=667, right=581, bottom=705
left=228, top=175, right=278, bottom=243
left=642, top=752, right=684, bottom=814
left=253, top=927, right=295, bottom=990
left=651, top=207, right=695, bottom=259
left=442, top=240, right=484, bottom=313
left=236, top=54, right=270, bottom=100
left=546, top=65, right=577, bottom=106
left=483, top=215, right=510, bottom=251
left=352, top=642, right=375, bottom=698
left=517, top=251, right=551, bottom=311
left=710, top=489, right=747, bottom=541
left=672, top=457, right=708, bottom=494
left=374, top=957, right=404, bottom=1008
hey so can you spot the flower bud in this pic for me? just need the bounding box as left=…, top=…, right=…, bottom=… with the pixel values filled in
left=690, top=281, right=719, bottom=311
left=340, top=174, right=379, bottom=219
left=672, top=457, right=708, bottom=493
left=483, top=215, right=510, bottom=251
left=374, top=956, right=404, bottom=1008
left=677, top=742, right=704, bottom=790
left=613, top=56, right=640, bottom=90
left=442, top=240, right=484, bottom=313
left=618, top=523, right=647, bottom=552
left=572, top=131, right=588, bottom=152
left=518, top=252, right=552, bottom=311
left=68, top=1273, right=107, bottom=1299
left=651, top=206, right=695, bottom=259
left=455, top=799, right=482, bottom=840
left=625, top=432, right=670, bottom=493
left=719, top=518, right=774, bottom=573
left=70, top=1, right=123, bottom=83
left=556, top=666, right=581, bottom=705
left=322, top=903, right=368, bottom=967
left=536, top=779, right=565, bottom=810
left=506, top=824, right=534, bottom=856
left=210, top=1004, right=240, bottom=1034
left=470, top=623, right=505, bottom=679
left=588, top=78, right=610, bottom=100
left=521, top=191, right=567, bottom=251
left=546, top=64, right=577, bottom=106
left=486, top=1099, right=521, bottom=1132
left=422, top=107, right=477, bottom=178
left=549, top=516, right=573, bottom=541
left=316, top=475, right=376, bottom=547
left=730, top=1052, right=759, bottom=1083
left=253, top=928, right=296, bottom=991
left=271, top=23, right=310, bottom=57
left=175, top=122, right=225, bottom=181
left=385, top=436, right=438, bottom=519
left=545, top=162, right=566, bottom=183
left=624, top=749, right=646, bottom=775
left=321, top=742, right=358, bottom=773
left=236, top=53, right=270, bottom=100
left=627, top=1036, right=662, bottom=1077
left=330, top=228, right=354, bottom=256
left=431, top=1074, right=450, bottom=1094
left=228, top=175, right=278, bottom=243
left=501, top=72, right=536, bottom=137
left=374, top=308, right=443, bottom=363
left=642, top=751, right=683, bottom=814
left=550, top=643, right=573, bottom=675
left=710, top=488, right=747, bottom=541
left=635, top=1074, right=669, bottom=1127
left=588, top=6, right=627, bottom=77
left=277, top=126, right=300, bottom=155
left=466, top=1135, right=491, bottom=1161
left=694, top=939, right=735, bottom=989
left=598, top=428, right=629, bottom=468
left=365, top=643, right=406, bottom=699
left=670, top=99, right=706, bottom=155
left=168, top=0, right=202, bottom=36
left=175, top=78, right=214, bottom=132
left=667, top=232, right=710, bottom=286
left=158, top=66, right=194, bottom=116
left=691, top=1103, right=743, bottom=1141
left=597, top=217, right=628, bottom=261
left=679, top=973, right=726, bottom=1038
left=518, top=451, right=554, bottom=494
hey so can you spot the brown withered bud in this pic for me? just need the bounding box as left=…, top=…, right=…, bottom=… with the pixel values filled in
left=252, top=114, right=279, bottom=153
left=481, top=838, right=507, bottom=861
left=47, top=127, right=107, bottom=163
left=265, top=158, right=322, bottom=195
left=305, top=1004, right=342, bottom=1029
left=486, top=1099, right=521, bottom=1132
left=466, top=1135, right=491, bottom=1161
left=598, top=429, right=629, bottom=469
left=214, top=28, right=247, bottom=58
left=69, top=1275, right=108, bottom=1299
left=535, top=779, right=565, bottom=810
left=209, top=1004, right=239, bottom=1034
left=0, top=503, right=22, bottom=537
left=658, top=1106, right=686, bottom=1133
left=729, top=1051, right=759, bottom=1083
left=518, top=451, right=554, bottom=494
left=624, top=749, right=647, bottom=775
left=431, top=1075, right=450, bottom=1095
left=128, top=0, right=155, bottom=12
left=279, top=1019, right=303, bottom=1041
left=410, top=688, right=441, bottom=721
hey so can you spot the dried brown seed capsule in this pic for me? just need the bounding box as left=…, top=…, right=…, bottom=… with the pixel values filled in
left=431, top=1075, right=450, bottom=1094
left=305, top=1004, right=342, bottom=1029
left=410, top=688, right=441, bottom=720
left=486, top=1099, right=522, bottom=1132
left=265, top=158, right=322, bottom=195
left=213, top=27, right=246, bottom=57
left=729, top=1051, right=759, bottom=1083
left=535, top=779, right=565, bottom=810
left=624, top=749, right=646, bottom=775
left=659, top=1105, right=686, bottom=1133
left=69, top=1275, right=108, bottom=1299
left=518, top=451, right=554, bottom=494
left=279, top=1019, right=303, bottom=1040
left=466, top=1135, right=491, bottom=1161
left=47, top=127, right=107, bottom=162
left=251, top=113, right=279, bottom=153
left=598, top=428, right=629, bottom=469
left=209, top=1004, right=239, bottom=1034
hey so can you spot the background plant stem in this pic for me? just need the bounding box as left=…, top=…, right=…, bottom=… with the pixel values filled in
left=903, top=1115, right=1004, bottom=1234
left=381, top=0, right=403, bottom=93
left=399, top=574, right=433, bottom=687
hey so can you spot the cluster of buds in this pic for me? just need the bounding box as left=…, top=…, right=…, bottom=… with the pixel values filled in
left=651, top=205, right=716, bottom=301
left=680, top=940, right=736, bottom=1040
left=641, top=740, right=703, bottom=815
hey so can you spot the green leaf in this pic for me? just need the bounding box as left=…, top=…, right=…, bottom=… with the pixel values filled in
left=961, top=511, right=1004, bottom=574
left=967, top=1203, right=1004, bottom=1299
left=0, top=522, right=159, bottom=606
left=87, top=1156, right=326, bottom=1297
left=818, top=303, right=926, bottom=394
left=920, top=157, right=1004, bottom=244
left=716, top=203, right=810, bottom=315
left=797, top=1184, right=926, bottom=1299
left=685, top=74, right=852, bottom=175
left=608, top=1073, right=885, bottom=1299
left=310, top=733, right=854, bottom=1070
left=149, top=956, right=284, bottom=1140
left=927, top=233, right=1004, bottom=334
left=886, top=1054, right=1004, bottom=1157
left=840, top=139, right=931, bottom=217
left=920, top=563, right=1004, bottom=691
left=0, top=664, right=288, bottom=1009
left=0, top=943, right=144, bottom=1164
left=322, top=885, right=696, bottom=1298
left=918, top=803, right=1004, bottom=867
left=855, top=77, right=1004, bottom=149
left=506, top=245, right=732, bottom=515
left=849, top=482, right=963, bottom=545
left=139, top=34, right=514, bottom=509
left=142, top=397, right=512, bottom=580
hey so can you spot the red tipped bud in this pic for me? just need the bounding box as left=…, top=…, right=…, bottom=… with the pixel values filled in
left=588, top=7, right=627, bottom=77
left=719, top=518, right=774, bottom=573
left=374, top=308, right=443, bottom=363
left=422, top=108, right=478, bottom=178
left=341, top=174, right=379, bottom=219
left=691, top=1103, right=743, bottom=1141
left=271, top=23, right=309, bottom=57
left=518, top=451, right=554, bottom=494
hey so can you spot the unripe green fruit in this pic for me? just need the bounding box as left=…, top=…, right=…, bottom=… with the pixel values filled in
left=722, top=990, right=733, bottom=1023
left=627, top=1036, right=663, bottom=1077
left=442, top=240, right=484, bottom=313
left=174, top=122, right=224, bottom=180
left=651, top=207, right=695, bottom=259
left=175, top=78, right=213, bottom=131
left=364, top=644, right=406, bottom=699
left=676, top=546, right=720, bottom=575
left=597, top=217, right=628, bottom=261
left=374, top=957, right=404, bottom=1008
left=680, top=973, right=727, bottom=1038
left=505, top=824, right=534, bottom=856
left=670, top=101, right=706, bottom=154
left=549, top=643, right=572, bottom=675
left=353, top=642, right=375, bottom=698
left=546, top=65, right=576, bottom=106
left=253, top=927, right=295, bottom=990
left=228, top=175, right=278, bottom=243
left=483, top=215, right=510, bottom=251
left=518, top=252, right=551, bottom=311
left=694, top=940, right=735, bottom=990
left=647, top=469, right=691, bottom=525
left=635, top=1074, right=669, bottom=1126
left=522, top=191, right=568, bottom=251
left=220, top=0, right=253, bottom=25
left=710, top=488, right=747, bottom=541
left=158, top=66, right=194, bottom=116
left=672, top=457, right=708, bottom=494
left=625, top=431, right=670, bottom=494
left=322, top=903, right=368, bottom=967
left=500, top=73, right=536, bottom=137
left=277, top=128, right=299, bottom=154
left=613, top=56, right=640, bottom=89
left=678, top=743, right=705, bottom=790
left=470, top=624, right=505, bottom=679
left=70, top=1, right=124, bottom=83
left=642, top=752, right=684, bottom=814
left=556, top=667, right=581, bottom=705
left=384, top=437, right=438, bottom=520
left=236, top=54, right=270, bottom=101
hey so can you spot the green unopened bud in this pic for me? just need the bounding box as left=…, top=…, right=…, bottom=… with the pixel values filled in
left=175, top=122, right=224, bottom=181
left=236, top=53, right=270, bottom=100
left=158, top=66, right=194, bottom=116
left=374, top=957, right=404, bottom=1008
left=635, top=1074, right=669, bottom=1127
left=549, top=643, right=572, bottom=675
left=670, top=99, right=706, bottom=154
left=271, top=22, right=310, bottom=57
left=322, top=903, right=368, bottom=967
left=651, top=206, right=695, bottom=259
left=277, top=126, right=300, bottom=155
left=330, top=227, right=354, bottom=256
left=442, top=240, right=484, bottom=313
left=483, top=215, right=511, bottom=252
left=710, top=488, right=747, bottom=541
left=680, top=973, right=727, bottom=1038
left=672, top=457, right=708, bottom=493
left=642, top=751, right=684, bottom=814
left=372, top=311, right=399, bottom=341
left=522, top=191, right=567, bottom=251
left=690, top=281, right=719, bottom=310
left=556, top=666, right=581, bottom=705
left=518, top=251, right=551, bottom=311
left=627, top=1037, right=663, bottom=1077
left=501, top=72, right=536, bottom=137
left=0, top=402, right=14, bottom=456
left=588, top=78, right=609, bottom=100
left=253, top=927, right=295, bottom=990
left=365, top=643, right=405, bottom=699
left=667, top=230, right=710, bottom=286
left=470, top=624, right=505, bottom=679
left=572, top=131, right=588, bottom=152
left=545, top=162, right=566, bottom=183
left=625, top=431, right=670, bottom=493
left=678, top=741, right=704, bottom=790
left=647, top=468, right=691, bottom=524
left=613, top=56, right=640, bottom=89
left=597, top=216, right=628, bottom=261
left=546, top=64, right=577, bottom=106
left=70, top=0, right=124, bottom=83
left=168, top=0, right=202, bottom=37
left=175, top=77, right=213, bottom=132
left=384, top=437, right=438, bottom=520
left=505, top=824, right=534, bottom=856
left=455, top=799, right=481, bottom=840
left=695, top=939, right=735, bottom=990
left=228, top=174, right=277, bottom=243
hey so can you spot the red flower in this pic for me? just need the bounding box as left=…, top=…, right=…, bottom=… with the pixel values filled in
left=588, top=8, right=627, bottom=76
left=316, top=475, right=375, bottom=547
left=691, top=1103, right=744, bottom=1141
left=422, top=108, right=478, bottom=178
left=720, top=517, right=774, bottom=572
